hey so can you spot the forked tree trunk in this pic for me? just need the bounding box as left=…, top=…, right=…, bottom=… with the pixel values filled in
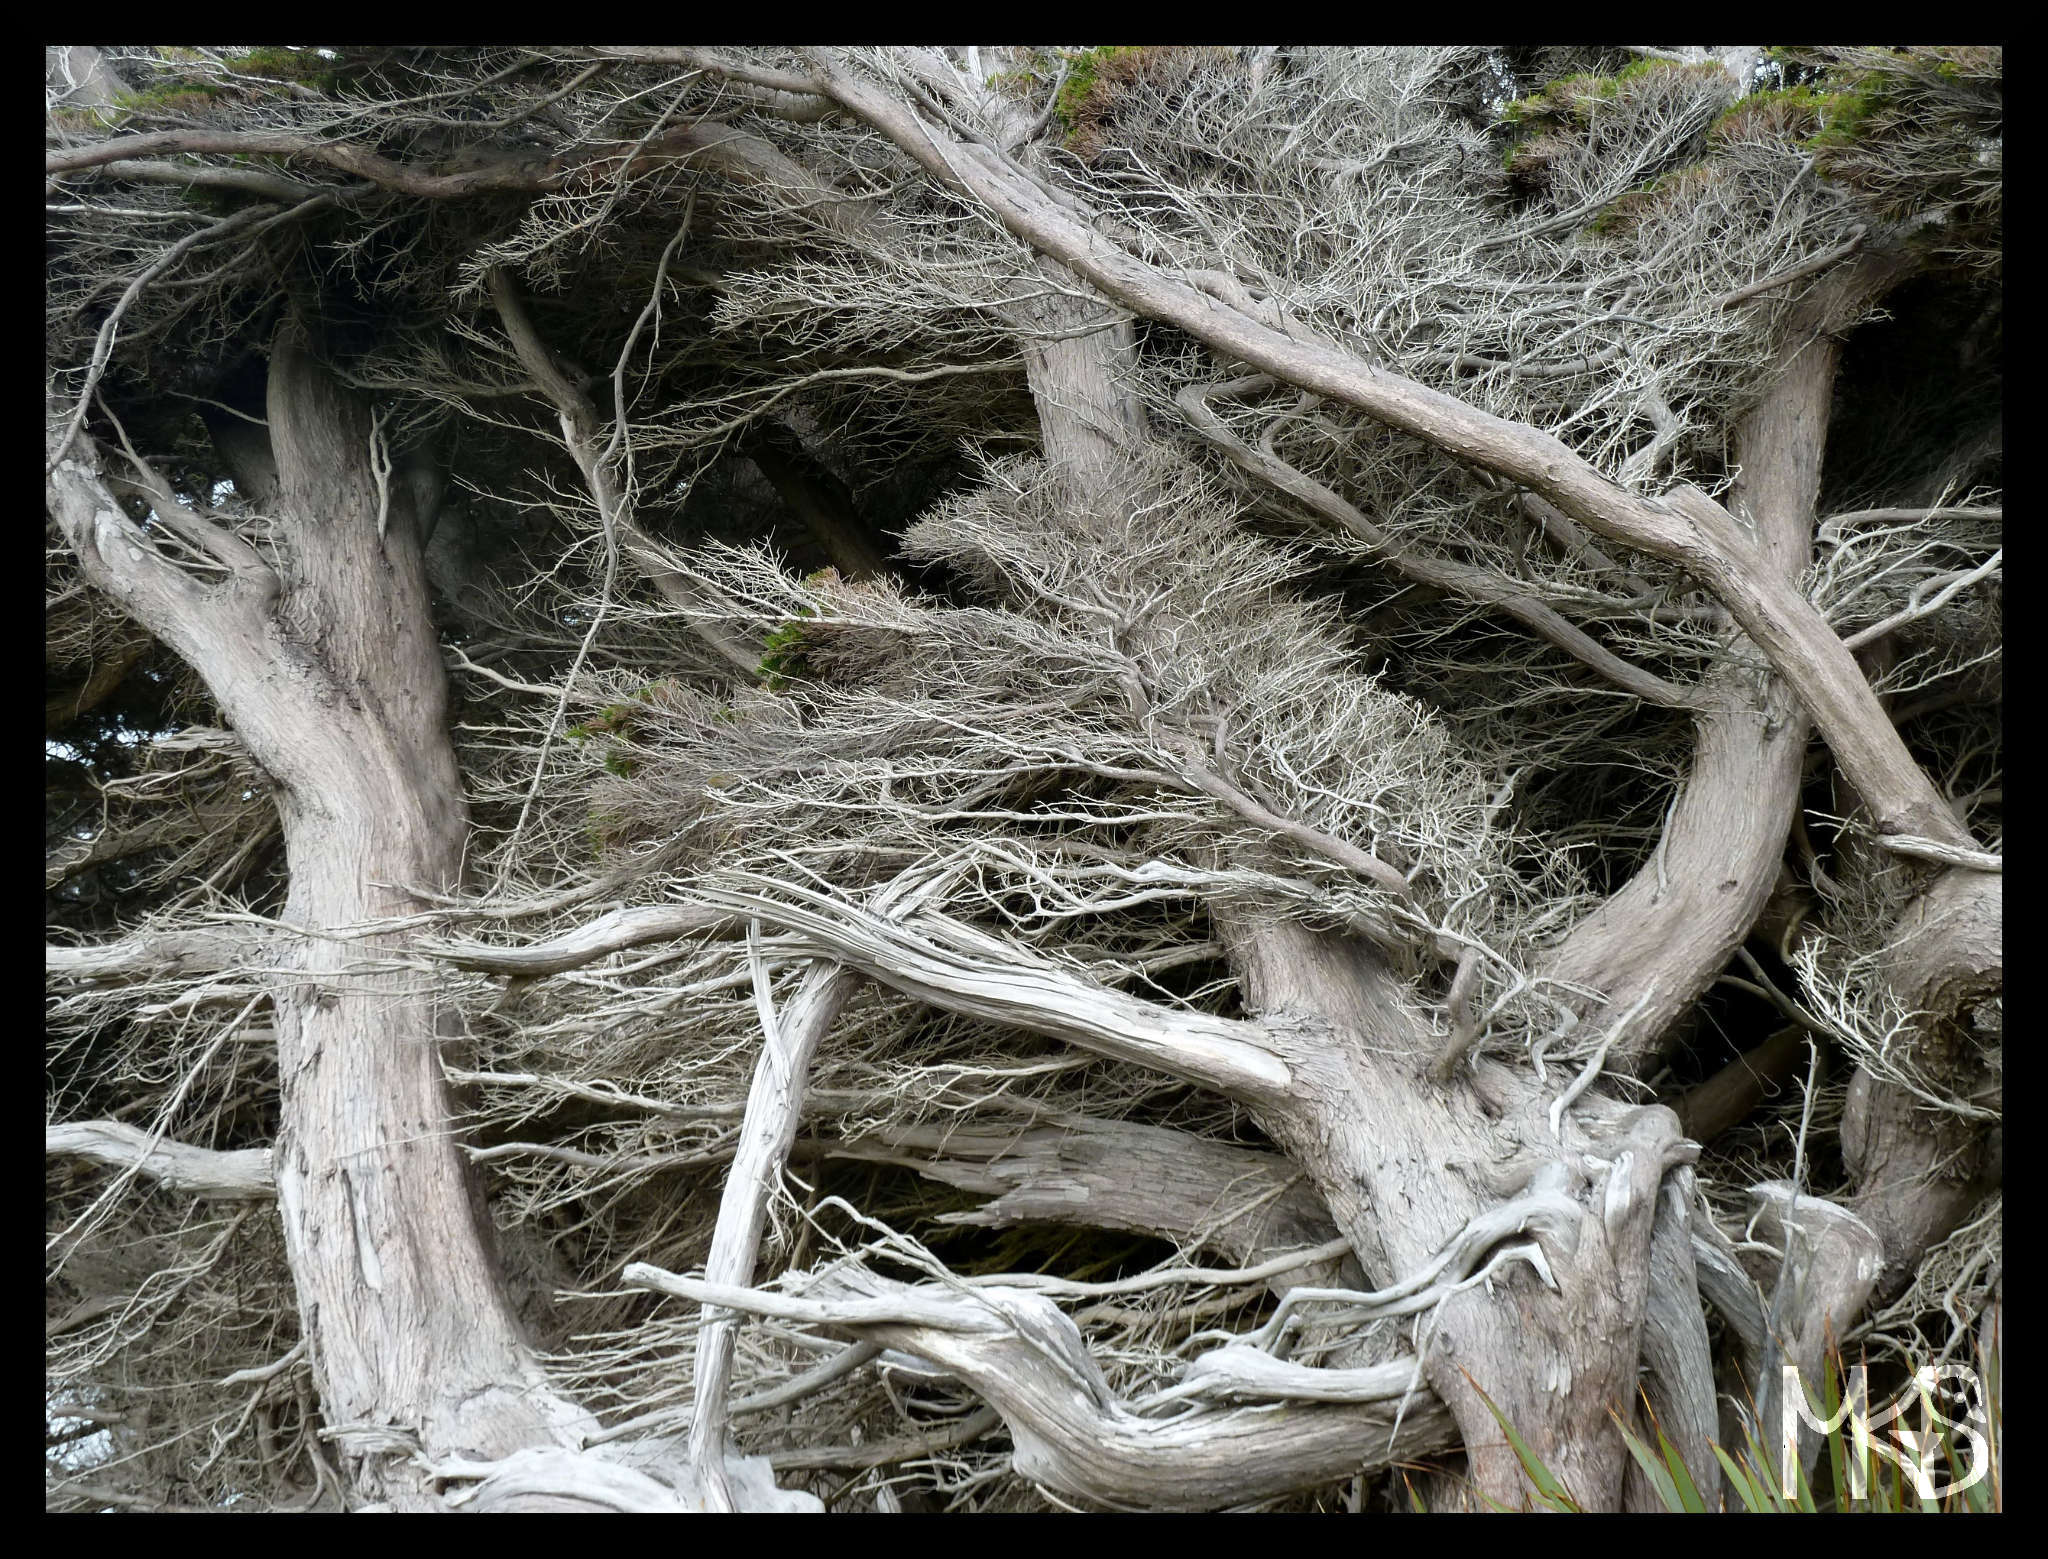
left=1007, top=280, right=1672, bottom=1510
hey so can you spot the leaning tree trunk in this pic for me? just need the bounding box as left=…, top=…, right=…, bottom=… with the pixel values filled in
left=48, top=335, right=593, bottom=1508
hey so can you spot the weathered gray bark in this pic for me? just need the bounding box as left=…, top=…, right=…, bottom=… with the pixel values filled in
left=631, top=1262, right=1458, bottom=1508
left=1843, top=869, right=2001, bottom=1301
left=871, top=1116, right=1365, bottom=1294
left=1627, top=1178, right=1718, bottom=1510
left=1219, top=919, right=1691, bottom=1509
left=45, top=1121, right=276, bottom=1201
left=1745, top=1182, right=1886, bottom=1479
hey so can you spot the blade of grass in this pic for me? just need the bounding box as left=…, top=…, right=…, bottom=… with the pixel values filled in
left=1464, top=1373, right=1583, bottom=1512
left=1610, top=1408, right=1682, bottom=1511
left=1657, top=1424, right=1709, bottom=1513
left=1712, top=1443, right=1772, bottom=1512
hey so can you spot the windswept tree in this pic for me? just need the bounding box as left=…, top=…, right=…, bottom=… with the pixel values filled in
left=47, top=44, right=2000, bottom=1512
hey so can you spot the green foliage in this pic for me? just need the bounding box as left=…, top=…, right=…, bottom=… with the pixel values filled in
left=1802, top=87, right=1878, bottom=151
left=1585, top=163, right=1720, bottom=237
left=1055, top=46, right=1137, bottom=133
left=111, top=82, right=223, bottom=120
left=756, top=611, right=815, bottom=690
left=1610, top=1404, right=1707, bottom=1511
left=1500, top=57, right=1727, bottom=188
left=1050, top=45, right=1232, bottom=159
left=1464, top=1375, right=1584, bottom=1511
left=220, top=48, right=311, bottom=79
left=1612, top=56, right=1687, bottom=87
left=1713, top=48, right=1999, bottom=269
left=1486, top=1347, right=2000, bottom=1512
left=583, top=804, right=627, bottom=857
left=1505, top=57, right=1704, bottom=128
left=217, top=46, right=361, bottom=93
left=566, top=700, right=643, bottom=783
left=985, top=61, right=1047, bottom=95
left=1714, top=80, right=1874, bottom=152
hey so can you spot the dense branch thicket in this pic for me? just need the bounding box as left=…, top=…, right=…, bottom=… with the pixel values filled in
left=48, top=44, right=1999, bottom=1512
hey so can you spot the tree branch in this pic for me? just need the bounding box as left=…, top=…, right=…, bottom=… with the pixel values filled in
left=854, top=1115, right=1362, bottom=1295
left=47, top=1120, right=274, bottom=1199
left=627, top=1264, right=1458, bottom=1508
left=1180, top=376, right=1698, bottom=707
left=690, top=875, right=1293, bottom=1103
left=47, top=925, right=257, bottom=983
left=791, top=52, right=1976, bottom=851
left=689, top=959, right=859, bottom=1511
left=431, top=902, right=731, bottom=974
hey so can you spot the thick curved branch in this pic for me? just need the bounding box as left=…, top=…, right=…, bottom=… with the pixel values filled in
left=856, top=1115, right=1362, bottom=1294
left=47, top=1120, right=274, bottom=1200
left=1523, top=240, right=1926, bottom=1071
left=691, top=877, right=1292, bottom=1103
left=1535, top=676, right=1805, bottom=1073
left=627, top=1264, right=1457, bottom=1508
